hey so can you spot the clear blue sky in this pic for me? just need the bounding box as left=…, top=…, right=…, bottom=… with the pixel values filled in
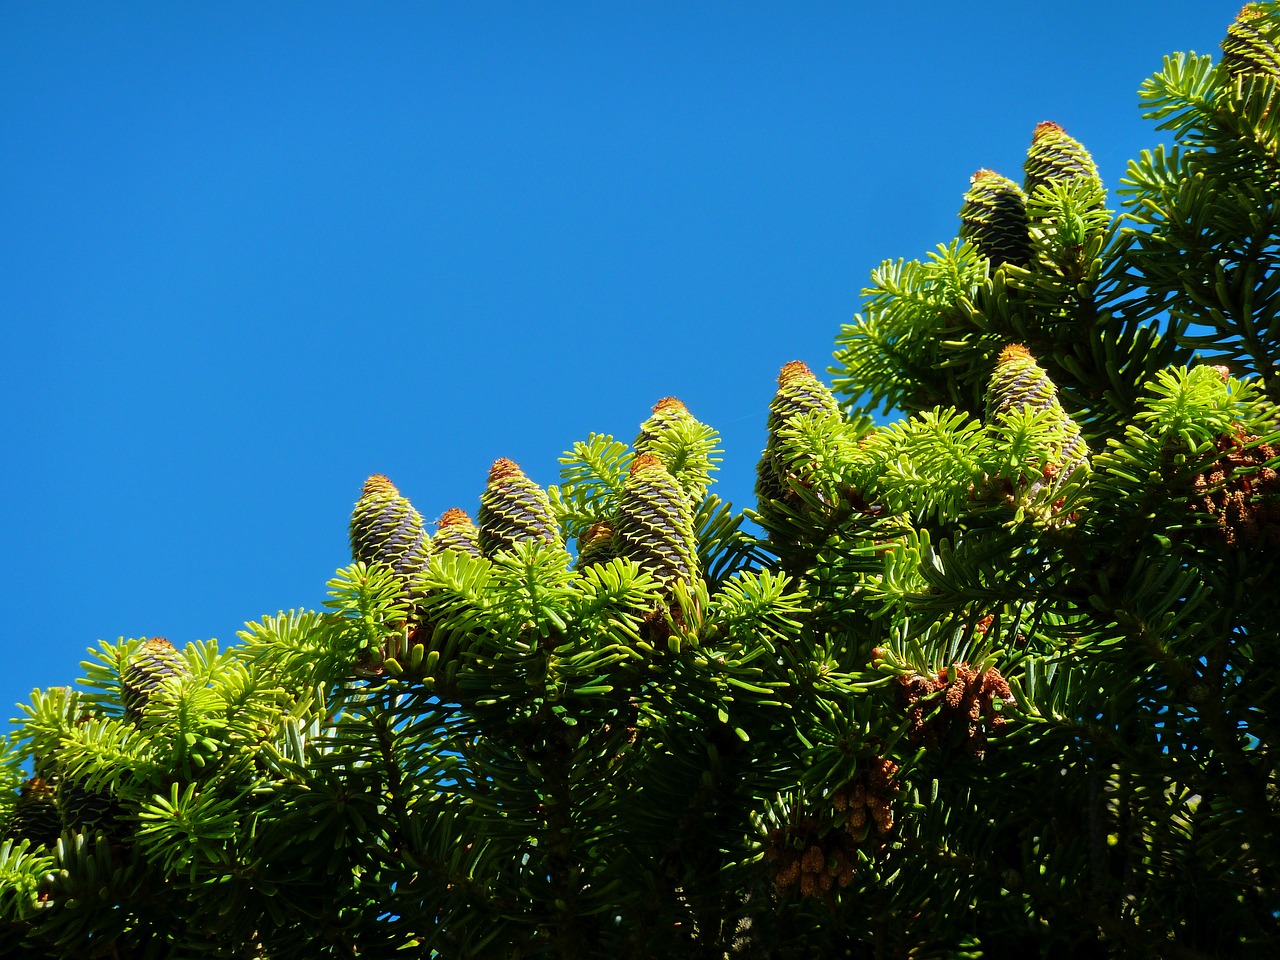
left=1, top=2, right=1237, bottom=719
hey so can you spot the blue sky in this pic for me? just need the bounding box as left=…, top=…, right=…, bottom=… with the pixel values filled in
left=1, top=2, right=1238, bottom=719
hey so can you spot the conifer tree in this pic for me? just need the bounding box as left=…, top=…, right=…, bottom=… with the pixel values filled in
left=2, top=6, right=1279, bottom=958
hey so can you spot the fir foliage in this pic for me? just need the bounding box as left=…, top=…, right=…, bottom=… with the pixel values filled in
left=4, top=8, right=1280, bottom=959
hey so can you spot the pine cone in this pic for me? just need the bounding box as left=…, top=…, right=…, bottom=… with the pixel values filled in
left=634, top=396, right=695, bottom=454
left=634, top=396, right=717, bottom=503
left=6, top=777, right=60, bottom=847
left=1221, top=4, right=1280, bottom=80
left=121, top=637, right=189, bottom=721
left=59, top=778, right=125, bottom=841
left=349, top=475, right=431, bottom=588
left=576, top=521, right=619, bottom=572
left=987, top=344, right=1058, bottom=417
left=958, top=169, right=1032, bottom=269
left=477, top=459, right=561, bottom=557
left=756, top=361, right=841, bottom=508
left=987, top=345, right=1090, bottom=488
left=1023, top=121, right=1102, bottom=201
left=616, top=454, right=698, bottom=588
left=432, top=507, right=481, bottom=558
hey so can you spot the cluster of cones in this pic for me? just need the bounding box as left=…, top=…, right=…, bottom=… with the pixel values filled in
left=898, top=662, right=1014, bottom=758
left=0, top=650, right=188, bottom=850
left=1190, top=426, right=1280, bottom=547
left=348, top=398, right=710, bottom=677
left=765, top=756, right=899, bottom=899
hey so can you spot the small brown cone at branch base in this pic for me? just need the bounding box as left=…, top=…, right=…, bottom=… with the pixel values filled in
left=768, top=756, right=899, bottom=899
left=1190, top=427, right=1280, bottom=547
left=898, top=663, right=1015, bottom=757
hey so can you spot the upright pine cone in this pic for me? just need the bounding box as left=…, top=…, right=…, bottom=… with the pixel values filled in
left=634, top=397, right=695, bottom=453
left=349, top=475, right=431, bottom=588
left=477, top=459, right=561, bottom=557
left=987, top=345, right=1090, bottom=491
left=634, top=396, right=717, bottom=502
left=432, top=507, right=481, bottom=558
left=59, top=778, right=124, bottom=841
left=986, top=344, right=1058, bottom=417
left=756, top=361, right=841, bottom=508
left=121, top=637, right=189, bottom=721
left=1023, top=121, right=1102, bottom=201
left=5, top=777, right=60, bottom=847
left=1221, top=4, right=1280, bottom=80
left=958, top=169, right=1032, bottom=270
left=576, top=521, right=619, bottom=572
left=616, top=454, right=698, bottom=588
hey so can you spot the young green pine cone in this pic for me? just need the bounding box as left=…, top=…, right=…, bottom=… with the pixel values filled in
left=576, top=521, right=619, bottom=572
left=121, top=637, right=190, bottom=721
left=634, top=396, right=718, bottom=502
left=756, top=361, right=841, bottom=507
left=987, top=345, right=1090, bottom=485
left=432, top=507, right=481, bottom=558
left=634, top=396, right=695, bottom=453
left=1221, top=4, right=1280, bottom=80
left=5, top=777, right=60, bottom=847
left=349, top=475, right=431, bottom=587
left=59, top=777, right=124, bottom=841
left=1023, top=121, right=1102, bottom=201
left=616, top=454, right=698, bottom=587
left=477, top=459, right=561, bottom=556
left=986, top=344, right=1058, bottom=418
left=958, top=170, right=1032, bottom=269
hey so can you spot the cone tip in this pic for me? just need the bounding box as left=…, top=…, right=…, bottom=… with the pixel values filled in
left=997, top=343, right=1034, bottom=364
left=489, top=458, right=524, bottom=483
left=630, top=453, right=664, bottom=475
left=361, top=474, right=398, bottom=497
left=438, top=507, right=474, bottom=527
left=651, top=396, right=688, bottom=415
left=1033, top=120, right=1065, bottom=139
left=778, top=360, right=814, bottom=384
